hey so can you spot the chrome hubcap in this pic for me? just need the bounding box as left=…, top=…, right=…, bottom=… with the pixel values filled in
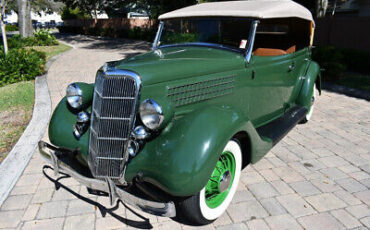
left=219, top=171, right=231, bottom=193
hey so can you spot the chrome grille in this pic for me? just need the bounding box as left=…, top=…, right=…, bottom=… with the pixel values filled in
left=88, top=69, right=140, bottom=180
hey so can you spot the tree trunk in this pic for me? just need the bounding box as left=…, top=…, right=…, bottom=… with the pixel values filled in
left=0, top=0, right=8, bottom=54
left=17, top=0, right=32, bottom=37
left=0, top=19, right=8, bottom=54
left=316, top=0, right=328, bottom=18
left=94, top=8, right=98, bottom=25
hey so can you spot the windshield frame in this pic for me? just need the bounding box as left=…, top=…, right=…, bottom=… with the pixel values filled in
left=152, top=18, right=259, bottom=59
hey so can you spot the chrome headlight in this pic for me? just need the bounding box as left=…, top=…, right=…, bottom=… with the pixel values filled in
left=139, top=99, right=164, bottom=130
left=66, top=83, right=83, bottom=109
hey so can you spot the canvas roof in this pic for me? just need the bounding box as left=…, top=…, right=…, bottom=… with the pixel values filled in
left=159, top=0, right=314, bottom=24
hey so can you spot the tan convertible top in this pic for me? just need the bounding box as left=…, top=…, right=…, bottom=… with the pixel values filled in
left=159, top=0, right=314, bottom=25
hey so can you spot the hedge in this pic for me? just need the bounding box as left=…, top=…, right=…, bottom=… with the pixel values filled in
left=8, top=30, right=58, bottom=49
left=0, top=48, right=46, bottom=87
left=312, top=46, right=370, bottom=81
left=0, top=30, right=56, bottom=87
left=5, top=24, right=18, bottom=32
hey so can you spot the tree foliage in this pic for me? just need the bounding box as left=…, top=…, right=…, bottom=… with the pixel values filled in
left=59, top=0, right=197, bottom=19
left=58, top=0, right=326, bottom=20
left=139, top=0, right=196, bottom=18
left=6, top=0, right=64, bottom=14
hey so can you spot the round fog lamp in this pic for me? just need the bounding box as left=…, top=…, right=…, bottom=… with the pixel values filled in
left=132, top=126, right=150, bottom=140
left=77, top=111, right=90, bottom=123
left=66, top=83, right=83, bottom=109
left=139, top=99, right=164, bottom=130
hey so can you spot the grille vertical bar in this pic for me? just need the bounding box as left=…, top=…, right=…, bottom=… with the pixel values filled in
left=88, top=70, right=140, bottom=180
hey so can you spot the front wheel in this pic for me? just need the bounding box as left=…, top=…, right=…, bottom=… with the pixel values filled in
left=177, top=140, right=242, bottom=225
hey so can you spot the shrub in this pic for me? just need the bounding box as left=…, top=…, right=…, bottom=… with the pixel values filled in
left=61, top=7, right=92, bottom=20
left=312, top=46, right=370, bottom=81
left=33, top=29, right=58, bottom=46
left=7, top=35, right=26, bottom=49
left=5, top=24, right=18, bottom=32
left=3, top=30, right=58, bottom=49
left=0, top=48, right=46, bottom=87
left=312, top=46, right=347, bottom=81
left=341, top=48, right=370, bottom=74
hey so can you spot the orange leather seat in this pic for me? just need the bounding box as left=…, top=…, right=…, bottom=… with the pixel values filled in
left=254, top=48, right=287, bottom=56
left=286, top=45, right=296, bottom=54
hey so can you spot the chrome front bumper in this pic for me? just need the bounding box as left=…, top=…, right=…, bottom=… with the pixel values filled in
left=38, top=141, right=176, bottom=217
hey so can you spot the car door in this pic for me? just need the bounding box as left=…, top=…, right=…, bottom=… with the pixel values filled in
left=246, top=54, right=292, bottom=127
left=282, top=49, right=310, bottom=107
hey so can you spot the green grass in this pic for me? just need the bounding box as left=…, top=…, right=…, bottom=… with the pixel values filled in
left=333, top=72, right=370, bottom=92
left=0, top=42, right=71, bottom=162
left=30, top=43, right=72, bottom=61
left=0, top=81, right=35, bottom=162
left=0, top=81, right=35, bottom=111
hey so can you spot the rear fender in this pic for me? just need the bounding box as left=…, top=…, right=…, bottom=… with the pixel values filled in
left=296, top=61, right=321, bottom=109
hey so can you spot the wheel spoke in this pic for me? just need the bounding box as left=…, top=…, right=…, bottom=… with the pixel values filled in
left=205, top=149, right=237, bottom=209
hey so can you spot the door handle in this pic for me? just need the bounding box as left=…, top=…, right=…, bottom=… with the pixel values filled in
left=288, top=62, right=295, bottom=72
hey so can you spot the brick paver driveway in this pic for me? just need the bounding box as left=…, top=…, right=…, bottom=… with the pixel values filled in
left=0, top=34, right=369, bottom=230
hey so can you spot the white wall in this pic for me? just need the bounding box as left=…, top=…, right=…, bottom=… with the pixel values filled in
left=4, top=11, right=63, bottom=24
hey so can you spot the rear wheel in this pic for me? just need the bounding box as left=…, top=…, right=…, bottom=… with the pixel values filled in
left=300, top=83, right=317, bottom=124
left=177, top=140, right=242, bottom=225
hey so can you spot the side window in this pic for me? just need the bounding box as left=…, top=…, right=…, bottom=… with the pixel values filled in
left=253, top=19, right=310, bottom=56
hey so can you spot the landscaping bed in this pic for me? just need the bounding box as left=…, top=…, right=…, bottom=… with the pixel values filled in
left=30, top=43, right=72, bottom=61
left=0, top=81, right=34, bottom=162
left=0, top=30, right=72, bottom=163
left=313, top=46, right=370, bottom=92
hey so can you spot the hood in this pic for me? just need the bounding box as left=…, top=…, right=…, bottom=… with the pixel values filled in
left=113, top=46, right=245, bottom=85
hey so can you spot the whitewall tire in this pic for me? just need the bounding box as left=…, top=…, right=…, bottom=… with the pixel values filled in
left=301, top=84, right=317, bottom=124
left=177, top=139, right=242, bottom=225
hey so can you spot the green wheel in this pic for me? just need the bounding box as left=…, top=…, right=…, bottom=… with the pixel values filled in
left=177, top=140, right=242, bottom=225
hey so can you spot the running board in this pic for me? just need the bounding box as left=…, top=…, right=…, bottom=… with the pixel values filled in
left=256, top=106, right=307, bottom=146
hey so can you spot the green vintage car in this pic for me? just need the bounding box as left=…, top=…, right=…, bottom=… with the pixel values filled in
left=39, top=0, right=321, bottom=225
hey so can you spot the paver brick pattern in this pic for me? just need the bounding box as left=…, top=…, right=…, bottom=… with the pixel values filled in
left=0, top=34, right=369, bottom=230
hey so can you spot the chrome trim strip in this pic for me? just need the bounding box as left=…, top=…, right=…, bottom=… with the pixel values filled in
left=38, top=141, right=176, bottom=217
left=97, top=157, right=124, bottom=160
left=245, top=20, right=259, bottom=63
left=152, top=21, right=164, bottom=50
left=94, top=116, right=131, bottom=121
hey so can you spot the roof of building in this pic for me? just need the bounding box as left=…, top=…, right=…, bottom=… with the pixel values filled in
left=159, top=0, right=314, bottom=24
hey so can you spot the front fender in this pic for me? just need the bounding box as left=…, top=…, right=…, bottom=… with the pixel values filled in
left=125, top=105, right=270, bottom=197
left=296, top=61, right=321, bottom=108
left=48, top=97, right=90, bottom=164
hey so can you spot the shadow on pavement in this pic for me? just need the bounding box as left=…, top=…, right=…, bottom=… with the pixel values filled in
left=55, top=33, right=151, bottom=52
left=322, top=82, right=370, bottom=101
left=42, top=165, right=153, bottom=229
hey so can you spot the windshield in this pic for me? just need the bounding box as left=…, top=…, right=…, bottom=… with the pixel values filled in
left=158, top=18, right=253, bottom=52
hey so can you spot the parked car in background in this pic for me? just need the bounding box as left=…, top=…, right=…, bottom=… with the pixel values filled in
left=38, top=0, right=320, bottom=225
left=32, top=20, right=38, bottom=29
left=48, top=20, right=57, bottom=28
left=56, top=22, right=64, bottom=27
left=34, top=22, right=44, bottom=29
